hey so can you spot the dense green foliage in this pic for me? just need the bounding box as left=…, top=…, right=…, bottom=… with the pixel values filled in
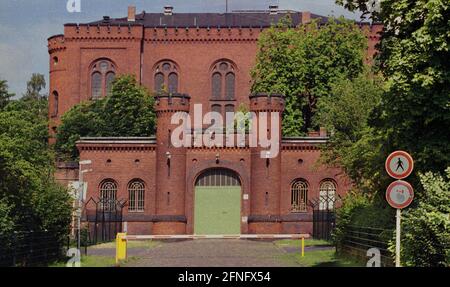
left=316, top=70, right=386, bottom=190
left=392, top=169, right=450, bottom=267
left=329, top=0, right=450, bottom=266
left=56, top=75, right=156, bottom=160
left=251, top=17, right=367, bottom=135
left=0, top=77, right=72, bottom=265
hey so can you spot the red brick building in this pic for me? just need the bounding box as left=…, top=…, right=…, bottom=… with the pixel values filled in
left=48, top=6, right=381, bottom=235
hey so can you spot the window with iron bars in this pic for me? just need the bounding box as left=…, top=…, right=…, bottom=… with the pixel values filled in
left=128, top=180, right=145, bottom=212
left=291, top=179, right=308, bottom=212
left=319, top=180, right=336, bottom=210
left=99, top=180, right=117, bottom=211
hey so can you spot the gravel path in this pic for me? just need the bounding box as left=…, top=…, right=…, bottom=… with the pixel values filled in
left=123, top=239, right=302, bottom=267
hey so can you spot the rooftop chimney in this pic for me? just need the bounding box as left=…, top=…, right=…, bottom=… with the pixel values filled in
left=164, top=6, right=174, bottom=16
left=301, top=11, right=311, bottom=24
left=269, top=5, right=278, bottom=15
left=128, top=6, right=136, bottom=22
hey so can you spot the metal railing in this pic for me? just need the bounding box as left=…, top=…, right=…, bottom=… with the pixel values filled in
left=0, top=230, right=68, bottom=267
left=340, top=225, right=394, bottom=266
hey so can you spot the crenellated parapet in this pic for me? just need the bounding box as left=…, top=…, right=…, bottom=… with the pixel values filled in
left=154, top=93, right=191, bottom=115
left=63, top=23, right=144, bottom=42
left=249, top=93, right=285, bottom=113
left=47, top=34, right=66, bottom=54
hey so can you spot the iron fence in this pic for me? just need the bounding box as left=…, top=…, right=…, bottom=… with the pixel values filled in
left=83, top=197, right=126, bottom=245
left=0, top=230, right=68, bottom=267
left=340, top=225, right=394, bottom=266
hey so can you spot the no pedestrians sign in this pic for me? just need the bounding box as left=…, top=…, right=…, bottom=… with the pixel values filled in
left=385, top=151, right=414, bottom=179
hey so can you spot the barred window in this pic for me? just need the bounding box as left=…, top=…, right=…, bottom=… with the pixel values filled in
left=154, top=60, right=178, bottom=93
left=195, top=168, right=240, bottom=187
left=99, top=180, right=117, bottom=211
left=291, top=179, right=308, bottom=212
left=90, top=59, right=116, bottom=99
left=128, top=180, right=145, bottom=212
left=319, top=180, right=336, bottom=210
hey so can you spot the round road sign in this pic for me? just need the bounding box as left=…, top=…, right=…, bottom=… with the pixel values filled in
left=386, top=180, right=414, bottom=209
left=385, top=151, right=414, bottom=179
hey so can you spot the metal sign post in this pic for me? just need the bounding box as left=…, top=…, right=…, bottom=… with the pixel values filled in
left=385, top=151, right=414, bottom=267
left=395, top=209, right=401, bottom=267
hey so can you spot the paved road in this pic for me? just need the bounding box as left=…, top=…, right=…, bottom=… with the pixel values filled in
left=124, top=239, right=302, bottom=267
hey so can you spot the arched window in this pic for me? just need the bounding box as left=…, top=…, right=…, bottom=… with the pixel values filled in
left=168, top=73, right=178, bottom=94
left=211, top=104, right=222, bottom=115
left=99, top=179, right=117, bottom=211
left=105, top=72, right=116, bottom=97
left=154, top=60, right=178, bottom=94
left=91, top=72, right=102, bottom=99
left=211, top=73, right=222, bottom=100
left=90, top=59, right=116, bottom=99
left=319, top=180, right=336, bottom=210
left=128, top=180, right=145, bottom=212
left=225, top=73, right=235, bottom=100
left=52, top=91, right=59, bottom=117
left=291, top=179, right=308, bottom=212
left=210, top=60, right=235, bottom=101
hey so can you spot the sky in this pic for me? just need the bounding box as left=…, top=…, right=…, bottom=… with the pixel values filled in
left=0, top=0, right=361, bottom=96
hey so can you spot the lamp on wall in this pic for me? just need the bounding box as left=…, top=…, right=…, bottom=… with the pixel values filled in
left=215, top=153, right=220, bottom=164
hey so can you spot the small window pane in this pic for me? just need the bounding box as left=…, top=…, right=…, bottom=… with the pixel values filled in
left=91, top=72, right=102, bottom=99
left=99, top=61, right=108, bottom=72
left=168, top=73, right=178, bottom=94
left=106, top=72, right=115, bottom=97
left=155, top=73, right=164, bottom=92
left=225, top=73, right=235, bottom=100
left=212, top=104, right=221, bottom=114
left=219, top=63, right=228, bottom=71
left=212, top=73, right=222, bottom=100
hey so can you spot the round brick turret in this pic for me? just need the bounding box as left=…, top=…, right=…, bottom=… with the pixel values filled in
left=154, top=93, right=190, bottom=234
left=249, top=93, right=285, bottom=234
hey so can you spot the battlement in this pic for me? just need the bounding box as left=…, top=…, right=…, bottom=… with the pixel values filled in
left=47, top=34, right=66, bottom=54
left=155, top=93, right=191, bottom=114
left=249, top=93, right=285, bottom=112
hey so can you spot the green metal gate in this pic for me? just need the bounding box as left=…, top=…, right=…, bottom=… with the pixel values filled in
left=194, top=169, right=241, bottom=235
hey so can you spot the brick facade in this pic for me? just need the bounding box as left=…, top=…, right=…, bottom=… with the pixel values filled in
left=50, top=7, right=380, bottom=235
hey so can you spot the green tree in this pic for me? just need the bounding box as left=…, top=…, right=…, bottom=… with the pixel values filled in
left=337, top=0, right=450, bottom=175
left=390, top=168, right=450, bottom=267
left=56, top=75, right=156, bottom=160
left=251, top=17, right=367, bottom=135
left=316, top=70, right=386, bottom=190
left=23, top=73, right=46, bottom=100
left=0, top=95, right=72, bottom=265
left=0, top=79, right=14, bottom=110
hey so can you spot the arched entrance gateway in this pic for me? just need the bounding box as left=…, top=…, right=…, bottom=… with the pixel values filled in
left=194, top=168, right=241, bottom=235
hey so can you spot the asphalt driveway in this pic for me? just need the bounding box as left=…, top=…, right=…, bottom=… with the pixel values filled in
left=123, top=239, right=303, bottom=267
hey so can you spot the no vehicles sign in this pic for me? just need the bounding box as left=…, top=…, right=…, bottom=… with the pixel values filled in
left=385, top=151, right=414, bottom=179
left=386, top=180, right=414, bottom=209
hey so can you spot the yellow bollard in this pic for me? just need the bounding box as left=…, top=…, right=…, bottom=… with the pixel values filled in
left=301, top=237, right=305, bottom=257
left=115, top=232, right=127, bottom=264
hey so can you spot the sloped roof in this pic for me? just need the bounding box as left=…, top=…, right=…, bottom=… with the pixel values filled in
left=83, top=11, right=328, bottom=28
